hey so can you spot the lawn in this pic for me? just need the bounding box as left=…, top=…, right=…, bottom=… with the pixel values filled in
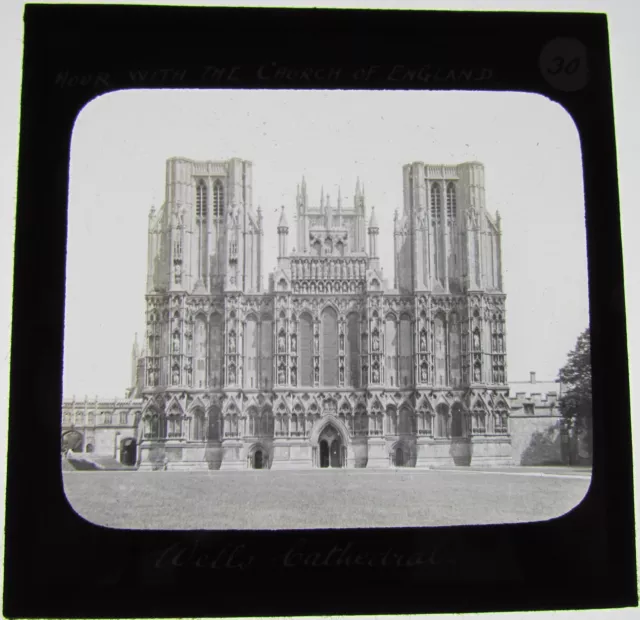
left=63, top=467, right=591, bottom=530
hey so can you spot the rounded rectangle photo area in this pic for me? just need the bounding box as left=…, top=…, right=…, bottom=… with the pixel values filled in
left=62, top=88, right=592, bottom=531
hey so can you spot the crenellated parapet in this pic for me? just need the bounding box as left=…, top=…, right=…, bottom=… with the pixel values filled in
left=509, top=391, right=561, bottom=414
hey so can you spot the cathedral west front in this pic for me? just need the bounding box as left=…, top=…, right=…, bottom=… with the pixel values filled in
left=62, top=157, right=514, bottom=470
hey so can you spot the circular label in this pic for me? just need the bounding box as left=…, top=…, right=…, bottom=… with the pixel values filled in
left=539, top=37, right=589, bottom=92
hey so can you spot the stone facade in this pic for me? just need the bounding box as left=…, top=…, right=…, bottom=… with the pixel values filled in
left=509, top=390, right=565, bottom=466
left=61, top=398, right=142, bottom=465
left=62, top=157, right=521, bottom=470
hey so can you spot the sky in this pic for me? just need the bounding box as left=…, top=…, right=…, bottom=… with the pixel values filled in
left=63, top=88, right=589, bottom=399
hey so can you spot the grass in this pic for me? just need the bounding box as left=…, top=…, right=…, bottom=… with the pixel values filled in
left=63, top=467, right=591, bottom=530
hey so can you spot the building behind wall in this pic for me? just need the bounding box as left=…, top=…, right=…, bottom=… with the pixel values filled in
left=63, top=157, right=519, bottom=470
left=508, top=372, right=565, bottom=465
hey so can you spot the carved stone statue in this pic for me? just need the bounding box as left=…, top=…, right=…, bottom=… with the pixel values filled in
left=278, top=368, right=286, bottom=384
left=474, top=366, right=481, bottom=382
left=314, top=367, right=319, bottom=383
left=278, top=334, right=286, bottom=353
left=229, top=367, right=236, bottom=384
left=372, top=367, right=380, bottom=383
left=291, top=334, right=297, bottom=352
left=372, top=333, right=380, bottom=351
left=172, top=332, right=180, bottom=352
left=466, top=208, right=478, bottom=228
left=229, top=336, right=236, bottom=353
left=473, top=332, right=480, bottom=349
left=421, top=367, right=428, bottom=382
left=314, top=333, right=319, bottom=351
left=290, top=367, right=297, bottom=385
left=172, top=370, right=179, bottom=385
left=420, top=332, right=427, bottom=351
left=339, top=367, right=344, bottom=383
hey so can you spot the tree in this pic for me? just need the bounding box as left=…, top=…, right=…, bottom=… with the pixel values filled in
left=61, top=430, right=83, bottom=454
left=558, top=328, right=592, bottom=462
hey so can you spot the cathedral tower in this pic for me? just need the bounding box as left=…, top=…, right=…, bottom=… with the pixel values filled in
left=396, top=161, right=503, bottom=295
left=146, top=157, right=262, bottom=296
left=143, top=157, right=264, bottom=393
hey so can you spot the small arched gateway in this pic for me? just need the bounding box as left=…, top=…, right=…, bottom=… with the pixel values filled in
left=61, top=430, right=83, bottom=454
left=390, top=441, right=411, bottom=467
left=120, top=437, right=137, bottom=466
left=311, top=417, right=349, bottom=468
left=247, top=444, right=269, bottom=470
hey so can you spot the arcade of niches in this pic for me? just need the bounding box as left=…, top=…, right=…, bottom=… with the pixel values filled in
left=62, top=157, right=517, bottom=470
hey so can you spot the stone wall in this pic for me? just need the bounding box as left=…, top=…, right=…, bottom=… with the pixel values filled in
left=508, top=391, right=565, bottom=465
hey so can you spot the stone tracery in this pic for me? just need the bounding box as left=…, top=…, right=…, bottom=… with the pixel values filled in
left=70, top=158, right=514, bottom=470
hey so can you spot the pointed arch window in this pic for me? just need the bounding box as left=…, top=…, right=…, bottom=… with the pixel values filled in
left=399, top=313, right=412, bottom=387
left=385, top=314, right=398, bottom=388
left=196, top=179, right=208, bottom=281
left=208, top=407, right=221, bottom=441
left=430, top=183, right=442, bottom=222
left=435, top=404, right=449, bottom=437
left=192, top=410, right=205, bottom=441
left=346, top=312, right=360, bottom=388
left=446, top=182, right=457, bottom=219
left=495, top=409, right=509, bottom=434
left=451, top=403, right=464, bottom=437
left=196, top=179, right=207, bottom=219
left=195, top=315, right=207, bottom=388
left=259, top=314, right=273, bottom=390
left=213, top=180, right=224, bottom=218
left=449, top=312, right=461, bottom=387
left=322, top=307, right=339, bottom=387
left=472, top=405, right=486, bottom=434
left=245, top=315, right=258, bottom=390
left=209, top=313, right=224, bottom=388
left=299, top=313, right=313, bottom=387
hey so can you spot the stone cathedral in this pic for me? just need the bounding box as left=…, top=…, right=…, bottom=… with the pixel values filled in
left=62, top=157, right=513, bottom=470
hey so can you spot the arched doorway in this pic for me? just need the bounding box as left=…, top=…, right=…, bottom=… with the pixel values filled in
left=330, top=438, right=342, bottom=467
left=451, top=404, right=464, bottom=437
left=61, top=430, right=83, bottom=454
left=395, top=446, right=405, bottom=467
left=254, top=450, right=263, bottom=470
left=318, top=424, right=344, bottom=468
left=319, top=440, right=330, bottom=468
left=120, top=438, right=137, bottom=466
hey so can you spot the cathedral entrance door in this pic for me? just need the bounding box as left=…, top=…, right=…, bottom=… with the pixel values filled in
left=319, top=440, right=330, bottom=468
left=317, top=424, right=344, bottom=468
left=395, top=446, right=405, bottom=467
left=254, top=450, right=263, bottom=470
left=120, top=438, right=137, bottom=466
left=330, top=438, right=343, bottom=468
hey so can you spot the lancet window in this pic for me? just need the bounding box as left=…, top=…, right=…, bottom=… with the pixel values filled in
left=446, top=182, right=457, bottom=220
left=430, top=182, right=442, bottom=222
left=213, top=179, right=224, bottom=218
